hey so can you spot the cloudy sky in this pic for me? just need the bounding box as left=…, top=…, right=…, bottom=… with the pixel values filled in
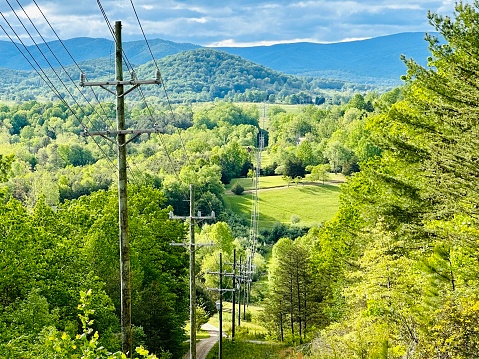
left=0, top=0, right=468, bottom=47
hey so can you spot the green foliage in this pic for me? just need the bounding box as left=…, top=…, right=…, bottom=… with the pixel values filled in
left=195, top=305, right=210, bottom=333
left=193, top=101, right=259, bottom=129
left=0, top=154, right=14, bottom=182
left=0, top=185, right=189, bottom=357
left=211, top=140, right=252, bottom=184
left=307, top=164, right=330, bottom=184
left=307, top=3, right=479, bottom=359
left=205, top=340, right=288, bottom=359
left=230, top=181, right=245, bottom=195
left=36, top=289, right=164, bottom=359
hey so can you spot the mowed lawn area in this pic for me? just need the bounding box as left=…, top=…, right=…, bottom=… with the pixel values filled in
left=224, top=176, right=341, bottom=230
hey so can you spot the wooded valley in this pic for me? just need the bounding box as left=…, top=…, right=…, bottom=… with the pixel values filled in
left=1, top=2, right=479, bottom=359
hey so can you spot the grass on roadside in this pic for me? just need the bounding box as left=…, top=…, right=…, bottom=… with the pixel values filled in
left=205, top=340, right=292, bottom=359
left=207, top=302, right=268, bottom=341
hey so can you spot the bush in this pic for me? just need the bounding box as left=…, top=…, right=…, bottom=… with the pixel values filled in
left=231, top=182, right=245, bottom=195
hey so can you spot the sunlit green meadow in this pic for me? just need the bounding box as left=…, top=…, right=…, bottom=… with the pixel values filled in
left=224, top=178, right=341, bottom=230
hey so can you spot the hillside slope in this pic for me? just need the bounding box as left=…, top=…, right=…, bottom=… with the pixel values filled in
left=0, top=37, right=199, bottom=70
left=0, top=32, right=436, bottom=85
left=216, top=32, right=434, bottom=84
left=0, top=48, right=330, bottom=103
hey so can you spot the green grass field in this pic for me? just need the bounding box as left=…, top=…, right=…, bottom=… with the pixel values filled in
left=224, top=179, right=341, bottom=230
left=205, top=340, right=291, bottom=359
left=207, top=303, right=267, bottom=339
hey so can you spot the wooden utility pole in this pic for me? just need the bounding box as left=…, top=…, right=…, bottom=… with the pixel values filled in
left=238, top=255, right=242, bottom=327
left=115, top=21, right=130, bottom=357
left=207, top=253, right=235, bottom=359
left=231, top=249, right=236, bottom=339
left=170, top=184, right=215, bottom=359
left=219, top=252, right=223, bottom=359
left=80, top=21, right=162, bottom=358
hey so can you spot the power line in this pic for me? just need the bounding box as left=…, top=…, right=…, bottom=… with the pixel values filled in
left=0, top=4, right=117, bottom=172
left=15, top=0, right=116, bottom=137
left=31, top=0, right=117, bottom=130
left=129, top=0, right=192, bottom=169
left=97, top=0, right=183, bottom=180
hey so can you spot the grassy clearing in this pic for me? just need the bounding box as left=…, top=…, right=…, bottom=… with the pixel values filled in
left=224, top=182, right=341, bottom=230
left=226, top=175, right=289, bottom=192
left=205, top=340, right=292, bottom=359
left=208, top=302, right=268, bottom=340
left=226, top=174, right=345, bottom=192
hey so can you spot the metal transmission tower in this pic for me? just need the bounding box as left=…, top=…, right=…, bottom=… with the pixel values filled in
left=170, top=184, right=215, bottom=359
left=79, top=21, right=162, bottom=358
left=245, top=121, right=265, bottom=307
left=250, top=130, right=264, bottom=257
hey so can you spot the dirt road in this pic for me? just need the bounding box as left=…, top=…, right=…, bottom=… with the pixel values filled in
left=183, top=323, right=219, bottom=359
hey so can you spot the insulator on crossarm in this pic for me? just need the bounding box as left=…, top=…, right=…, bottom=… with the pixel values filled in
left=130, top=70, right=137, bottom=81
left=155, top=69, right=161, bottom=82
left=80, top=72, right=86, bottom=86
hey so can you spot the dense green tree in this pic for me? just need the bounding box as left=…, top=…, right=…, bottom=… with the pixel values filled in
left=309, top=3, right=479, bottom=358
left=264, top=237, right=319, bottom=344
left=58, top=143, right=96, bottom=167
left=211, top=140, right=251, bottom=184
left=0, top=154, right=14, bottom=182
left=6, top=110, right=30, bottom=135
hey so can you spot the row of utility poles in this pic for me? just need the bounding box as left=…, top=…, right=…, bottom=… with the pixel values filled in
left=170, top=189, right=255, bottom=359
left=169, top=184, right=215, bottom=359
left=80, top=19, right=257, bottom=359
left=207, top=249, right=254, bottom=359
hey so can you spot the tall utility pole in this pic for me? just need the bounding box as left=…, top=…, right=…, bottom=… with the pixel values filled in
left=170, top=184, right=215, bottom=359
left=80, top=21, right=162, bottom=358
left=116, top=21, right=130, bottom=357
left=237, top=255, right=242, bottom=327
left=231, top=249, right=236, bottom=339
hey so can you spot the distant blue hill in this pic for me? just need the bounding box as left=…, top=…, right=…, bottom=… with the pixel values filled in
left=216, top=32, right=436, bottom=85
left=0, top=32, right=437, bottom=85
left=0, top=37, right=200, bottom=70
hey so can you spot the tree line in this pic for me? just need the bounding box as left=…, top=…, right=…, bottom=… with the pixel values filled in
left=0, top=47, right=374, bottom=104
left=260, top=2, right=479, bottom=358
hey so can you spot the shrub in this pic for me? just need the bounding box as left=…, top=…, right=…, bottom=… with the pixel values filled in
left=231, top=182, right=245, bottom=195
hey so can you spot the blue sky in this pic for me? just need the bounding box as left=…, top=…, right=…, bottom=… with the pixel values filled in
left=0, top=0, right=466, bottom=47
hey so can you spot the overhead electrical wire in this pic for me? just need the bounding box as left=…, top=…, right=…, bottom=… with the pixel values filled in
left=128, top=0, right=193, bottom=169
left=15, top=0, right=117, bottom=142
left=0, top=2, right=117, bottom=172
left=30, top=0, right=117, bottom=131
left=96, top=0, right=183, bottom=180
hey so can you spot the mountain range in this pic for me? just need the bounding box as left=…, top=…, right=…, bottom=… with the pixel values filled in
left=0, top=32, right=435, bottom=86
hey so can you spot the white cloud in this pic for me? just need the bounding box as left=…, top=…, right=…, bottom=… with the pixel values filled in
left=187, top=17, right=208, bottom=24
left=207, top=37, right=323, bottom=47
left=0, top=0, right=472, bottom=45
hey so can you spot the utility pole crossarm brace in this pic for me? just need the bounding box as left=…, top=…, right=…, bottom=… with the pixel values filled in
left=169, top=211, right=216, bottom=221
left=80, top=70, right=162, bottom=87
